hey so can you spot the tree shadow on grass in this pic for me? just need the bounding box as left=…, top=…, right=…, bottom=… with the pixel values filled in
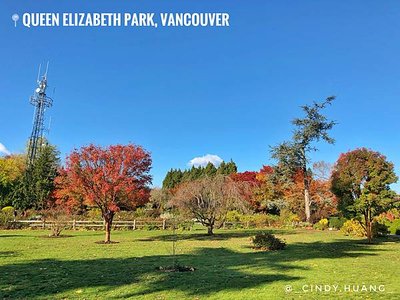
left=0, top=238, right=385, bottom=299
left=137, top=229, right=296, bottom=242
left=0, top=251, right=18, bottom=258
left=0, top=234, right=27, bottom=238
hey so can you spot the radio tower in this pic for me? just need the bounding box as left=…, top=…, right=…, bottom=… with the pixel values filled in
left=27, top=63, right=53, bottom=166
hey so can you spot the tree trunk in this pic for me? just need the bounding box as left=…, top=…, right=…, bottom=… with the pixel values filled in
left=104, top=211, right=114, bottom=243
left=207, top=223, right=214, bottom=235
left=301, top=148, right=311, bottom=223
left=304, top=184, right=311, bottom=223
left=365, top=211, right=373, bottom=243
left=207, top=226, right=214, bottom=235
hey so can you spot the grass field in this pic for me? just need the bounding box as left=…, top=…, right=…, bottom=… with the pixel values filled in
left=0, top=228, right=399, bottom=299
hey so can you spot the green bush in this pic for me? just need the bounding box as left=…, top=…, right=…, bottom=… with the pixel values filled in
left=1, top=206, right=15, bottom=214
left=0, top=210, right=14, bottom=229
left=328, top=217, right=346, bottom=229
left=225, top=212, right=282, bottom=228
left=246, top=214, right=281, bottom=228
left=279, top=210, right=300, bottom=226
left=225, top=210, right=242, bottom=222
left=143, top=224, right=160, bottom=231
left=372, top=222, right=389, bottom=237
left=251, top=232, right=286, bottom=250
left=340, top=219, right=365, bottom=237
left=313, top=218, right=329, bottom=230
left=396, top=228, right=400, bottom=235
left=388, top=219, right=400, bottom=235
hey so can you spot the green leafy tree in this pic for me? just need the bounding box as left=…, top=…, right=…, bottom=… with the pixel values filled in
left=331, top=148, right=398, bottom=243
left=271, top=96, right=336, bottom=222
left=13, top=143, right=60, bottom=210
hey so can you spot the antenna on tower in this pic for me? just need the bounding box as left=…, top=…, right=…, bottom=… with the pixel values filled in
left=36, top=64, right=42, bottom=83
left=44, top=61, right=49, bottom=78
left=27, top=63, right=54, bottom=166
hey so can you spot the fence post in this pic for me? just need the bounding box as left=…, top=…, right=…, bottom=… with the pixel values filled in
left=42, top=220, right=46, bottom=229
left=133, top=219, right=136, bottom=230
left=223, top=222, right=226, bottom=229
left=162, top=219, right=166, bottom=230
left=73, top=219, right=76, bottom=230
left=246, top=221, right=250, bottom=229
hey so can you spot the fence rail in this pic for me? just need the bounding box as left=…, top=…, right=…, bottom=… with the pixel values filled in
left=12, top=219, right=168, bottom=230
left=9, top=220, right=281, bottom=230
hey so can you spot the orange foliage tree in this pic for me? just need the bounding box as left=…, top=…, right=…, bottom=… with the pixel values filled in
left=231, top=166, right=287, bottom=214
left=55, top=144, right=152, bottom=243
left=282, top=168, right=337, bottom=221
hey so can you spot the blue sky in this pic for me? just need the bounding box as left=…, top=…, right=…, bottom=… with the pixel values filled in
left=0, top=1, right=399, bottom=190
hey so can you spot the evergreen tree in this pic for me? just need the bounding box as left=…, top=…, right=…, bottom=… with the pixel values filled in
left=217, top=161, right=226, bottom=175
left=162, top=159, right=238, bottom=189
left=204, top=162, right=217, bottom=177
left=13, top=143, right=60, bottom=210
left=271, top=96, right=336, bottom=222
left=222, top=160, right=238, bottom=175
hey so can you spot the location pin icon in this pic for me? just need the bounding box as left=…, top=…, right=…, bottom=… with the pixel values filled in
left=12, top=14, right=19, bottom=27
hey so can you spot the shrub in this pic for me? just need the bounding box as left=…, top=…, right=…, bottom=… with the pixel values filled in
left=1, top=206, right=15, bottom=214
left=340, top=219, right=365, bottom=237
left=159, top=212, right=174, bottom=220
left=328, top=217, right=346, bottom=229
left=372, top=222, right=389, bottom=237
left=388, top=219, right=400, bottom=235
left=86, top=208, right=102, bottom=220
left=0, top=212, right=13, bottom=229
left=0, top=206, right=15, bottom=229
left=44, top=208, right=69, bottom=237
left=133, top=207, right=149, bottom=218
left=247, top=214, right=281, bottom=228
left=114, top=211, right=137, bottom=221
left=251, top=232, right=286, bottom=250
left=313, top=218, right=329, bottom=230
left=143, top=224, right=160, bottom=230
left=396, top=228, right=400, bottom=235
left=279, top=210, right=300, bottom=226
left=225, top=210, right=242, bottom=222
left=225, top=212, right=282, bottom=228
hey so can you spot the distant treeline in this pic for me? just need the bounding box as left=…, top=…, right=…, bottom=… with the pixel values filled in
left=162, top=160, right=237, bottom=189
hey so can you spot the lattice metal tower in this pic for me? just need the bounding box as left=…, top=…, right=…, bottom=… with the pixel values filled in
left=27, top=63, right=53, bottom=166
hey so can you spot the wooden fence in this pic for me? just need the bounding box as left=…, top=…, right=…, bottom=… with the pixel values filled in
left=12, top=219, right=168, bottom=230
left=10, top=220, right=276, bottom=230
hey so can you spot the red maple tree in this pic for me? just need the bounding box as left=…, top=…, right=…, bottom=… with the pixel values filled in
left=55, top=144, right=152, bottom=243
left=230, top=166, right=276, bottom=212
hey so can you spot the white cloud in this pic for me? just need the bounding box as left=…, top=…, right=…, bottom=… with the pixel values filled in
left=0, top=142, right=11, bottom=156
left=188, top=154, right=223, bottom=167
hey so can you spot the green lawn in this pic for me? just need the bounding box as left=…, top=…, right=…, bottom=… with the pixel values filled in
left=0, top=228, right=399, bottom=299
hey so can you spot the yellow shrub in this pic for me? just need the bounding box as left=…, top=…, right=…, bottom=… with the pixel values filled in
left=340, top=219, right=365, bottom=237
